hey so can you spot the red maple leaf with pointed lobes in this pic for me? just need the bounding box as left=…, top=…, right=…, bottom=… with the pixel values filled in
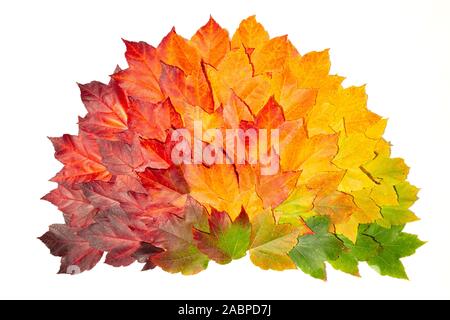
left=41, top=16, right=423, bottom=279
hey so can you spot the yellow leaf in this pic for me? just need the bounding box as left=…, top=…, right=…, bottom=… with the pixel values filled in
left=363, top=156, right=410, bottom=184
left=338, top=168, right=376, bottom=193
left=249, top=209, right=299, bottom=270
left=332, top=133, right=377, bottom=169
left=370, top=184, right=399, bottom=206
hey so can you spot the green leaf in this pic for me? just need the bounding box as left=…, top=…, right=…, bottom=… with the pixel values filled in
left=363, top=224, right=425, bottom=279
left=289, top=216, right=343, bottom=280
left=329, top=252, right=359, bottom=276
left=193, top=209, right=251, bottom=264
left=330, top=233, right=379, bottom=276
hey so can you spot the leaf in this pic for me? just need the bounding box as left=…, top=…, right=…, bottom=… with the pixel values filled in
left=191, top=16, right=230, bottom=67
left=158, top=28, right=201, bottom=75
left=193, top=208, right=251, bottom=264
left=42, top=185, right=97, bottom=228
left=377, top=182, right=420, bottom=227
left=98, top=136, right=169, bottom=175
left=206, top=47, right=272, bottom=115
left=249, top=209, right=300, bottom=271
left=222, top=91, right=253, bottom=128
left=363, top=224, right=425, bottom=279
left=363, top=156, right=410, bottom=185
left=370, top=184, right=399, bottom=206
left=256, top=170, right=301, bottom=209
left=80, top=208, right=158, bottom=267
left=39, top=224, right=103, bottom=274
left=50, top=133, right=111, bottom=184
left=128, top=98, right=178, bottom=141
left=138, top=166, right=189, bottom=206
left=255, top=96, right=285, bottom=130
left=42, top=17, right=422, bottom=277
left=183, top=163, right=242, bottom=220
left=112, top=40, right=164, bottom=102
left=78, top=80, right=128, bottom=140
left=231, top=16, right=269, bottom=50
left=330, top=233, right=379, bottom=276
left=133, top=242, right=165, bottom=271
left=251, top=36, right=289, bottom=75
left=313, top=190, right=358, bottom=224
left=149, top=197, right=210, bottom=275
left=159, top=62, right=214, bottom=114
left=289, top=216, right=344, bottom=280
left=274, top=185, right=316, bottom=223
left=332, top=133, right=377, bottom=169
left=271, top=64, right=318, bottom=121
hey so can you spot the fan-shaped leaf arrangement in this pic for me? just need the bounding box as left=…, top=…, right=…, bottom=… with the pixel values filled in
left=40, top=16, right=424, bottom=279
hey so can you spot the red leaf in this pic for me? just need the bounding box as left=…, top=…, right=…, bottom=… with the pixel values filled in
left=255, top=96, right=285, bottom=130
left=133, top=242, right=164, bottom=271
left=42, top=185, right=97, bottom=228
left=98, top=136, right=169, bottom=175
left=139, top=166, right=190, bottom=195
left=128, top=98, right=180, bottom=141
left=149, top=197, right=210, bottom=274
left=50, top=133, right=111, bottom=184
left=112, top=40, right=164, bottom=103
left=78, top=80, right=128, bottom=140
left=39, top=224, right=103, bottom=274
left=80, top=208, right=158, bottom=267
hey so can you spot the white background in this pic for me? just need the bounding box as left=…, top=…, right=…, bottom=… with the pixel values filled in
left=0, top=0, right=449, bottom=300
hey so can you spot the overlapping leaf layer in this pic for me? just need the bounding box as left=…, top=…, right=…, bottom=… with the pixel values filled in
left=41, top=16, right=423, bottom=279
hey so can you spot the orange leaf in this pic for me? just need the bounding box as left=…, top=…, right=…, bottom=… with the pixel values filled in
left=158, top=28, right=201, bottom=75
left=251, top=36, right=289, bottom=75
left=191, top=16, right=230, bottom=67
left=231, top=16, right=269, bottom=50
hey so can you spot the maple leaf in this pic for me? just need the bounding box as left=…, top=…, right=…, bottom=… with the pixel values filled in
left=50, top=133, right=111, bottom=184
left=249, top=209, right=300, bottom=271
left=98, top=135, right=169, bottom=175
left=193, top=208, right=251, bottom=264
left=41, top=16, right=423, bottom=278
left=39, top=224, right=103, bottom=274
left=112, top=40, right=164, bottom=103
left=289, top=216, right=344, bottom=280
left=190, top=17, right=230, bottom=68
left=149, top=197, right=210, bottom=275
left=378, top=182, right=420, bottom=227
left=79, top=208, right=161, bottom=267
left=329, top=232, right=379, bottom=277
left=127, top=98, right=178, bottom=141
left=231, top=15, right=269, bottom=51
left=42, top=184, right=97, bottom=228
left=183, top=163, right=242, bottom=220
left=78, top=79, right=129, bottom=140
left=363, top=224, right=424, bottom=279
left=251, top=35, right=289, bottom=75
